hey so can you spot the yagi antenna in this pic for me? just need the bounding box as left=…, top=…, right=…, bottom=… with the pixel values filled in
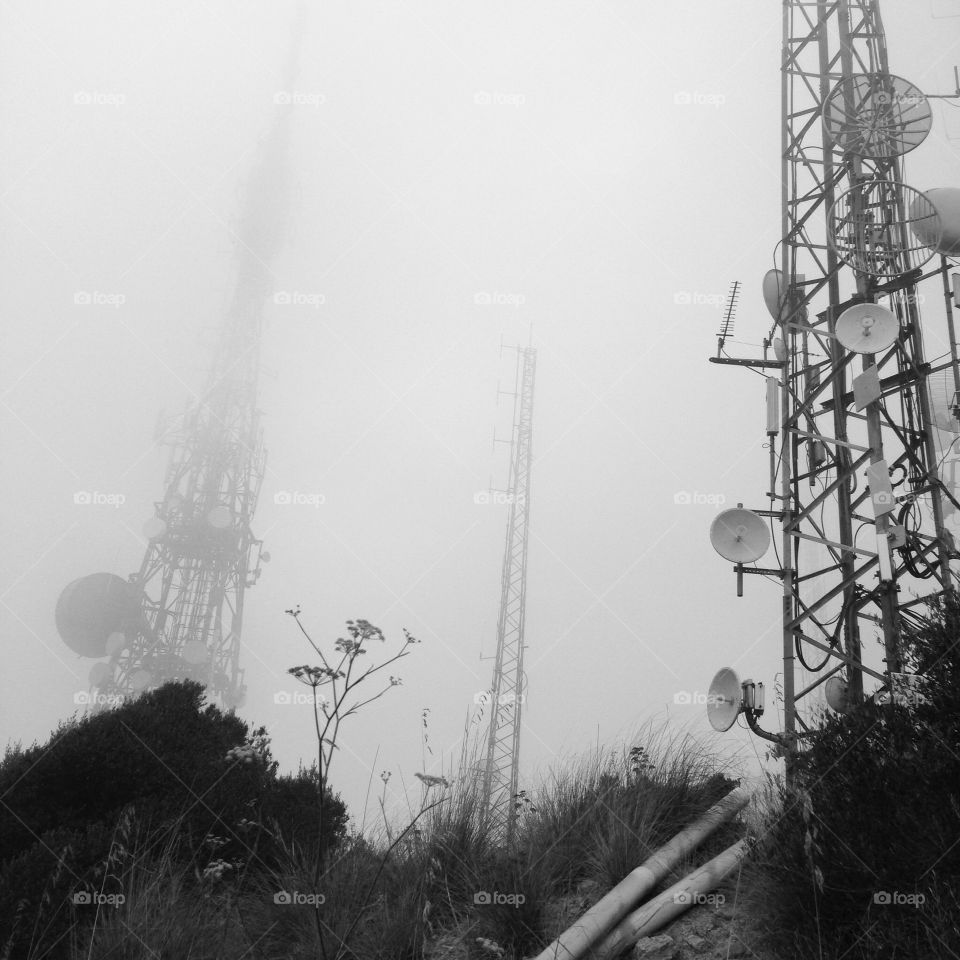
left=716, top=280, right=740, bottom=357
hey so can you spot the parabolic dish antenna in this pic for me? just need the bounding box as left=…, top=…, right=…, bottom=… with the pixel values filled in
left=710, top=508, right=770, bottom=563
left=829, top=180, right=940, bottom=277
left=708, top=667, right=742, bottom=732
left=835, top=303, right=899, bottom=354
left=823, top=74, right=932, bottom=159
left=825, top=675, right=853, bottom=713
left=910, top=188, right=960, bottom=257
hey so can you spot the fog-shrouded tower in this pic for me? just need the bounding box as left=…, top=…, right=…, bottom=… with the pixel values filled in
left=480, top=345, right=536, bottom=845
left=55, top=12, right=304, bottom=709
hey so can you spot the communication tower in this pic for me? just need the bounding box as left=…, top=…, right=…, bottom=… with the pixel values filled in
left=480, top=345, right=537, bottom=844
left=55, top=16, right=303, bottom=708
left=706, top=1, right=960, bottom=761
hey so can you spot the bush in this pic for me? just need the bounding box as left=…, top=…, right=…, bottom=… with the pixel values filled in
left=751, top=594, right=960, bottom=959
left=0, top=680, right=347, bottom=959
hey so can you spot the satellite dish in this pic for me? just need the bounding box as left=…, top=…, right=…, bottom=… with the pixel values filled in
left=89, top=662, right=112, bottom=688
left=830, top=180, right=940, bottom=277
left=207, top=505, right=232, bottom=529
left=105, top=631, right=126, bottom=658
left=56, top=573, right=136, bottom=659
left=911, top=187, right=960, bottom=256
left=823, top=74, right=932, bottom=159
left=835, top=303, right=899, bottom=354
left=762, top=269, right=785, bottom=321
left=130, top=669, right=152, bottom=692
left=825, top=675, right=853, bottom=713
left=773, top=337, right=787, bottom=362
left=707, top=667, right=743, bottom=732
left=710, top=508, right=770, bottom=563
left=183, top=640, right=208, bottom=665
left=143, top=517, right=167, bottom=540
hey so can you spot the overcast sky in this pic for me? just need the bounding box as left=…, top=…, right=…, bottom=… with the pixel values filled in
left=3, top=0, right=960, bottom=828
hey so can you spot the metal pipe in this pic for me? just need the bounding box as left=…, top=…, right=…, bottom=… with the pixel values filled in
left=531, top=787, right=751, bottom=960
left=592, top=839, right=750, bottom=960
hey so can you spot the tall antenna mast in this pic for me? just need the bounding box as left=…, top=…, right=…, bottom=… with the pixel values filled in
left=705, top=0, right=960, bottom=770
left=480, top=345, right=536, bottom=845
left=55, top=11, right=304, bottom=707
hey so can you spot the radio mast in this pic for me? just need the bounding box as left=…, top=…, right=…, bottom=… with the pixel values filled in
left=706, top=0, right=960, bottom=762
left=480, top=345, right=537, bottom=844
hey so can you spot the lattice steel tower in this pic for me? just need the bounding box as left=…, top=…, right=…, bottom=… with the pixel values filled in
left=708, top=0, right=960, bottom=758
left=56, top=19, right=302, bottom=708
left=480, top=346, right=537, bottom=843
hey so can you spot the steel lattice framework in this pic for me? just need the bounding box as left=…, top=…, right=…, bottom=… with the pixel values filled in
left=481, top=346, right=537, bottom=844
left=717, top=0, right=960, bottom=755
left=112, top=285, right=268, bottom=706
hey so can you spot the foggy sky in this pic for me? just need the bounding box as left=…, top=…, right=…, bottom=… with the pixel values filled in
left=3, top=0, right=960, bottom=826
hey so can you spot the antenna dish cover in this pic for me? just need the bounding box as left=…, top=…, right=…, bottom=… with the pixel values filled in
left=825, top=675, right=853, bottom=713
left=835, top=303, right=898, bottom=354
left=710, top=508, right=770, bottom=563
left=707, top=667, right=743, bottom=732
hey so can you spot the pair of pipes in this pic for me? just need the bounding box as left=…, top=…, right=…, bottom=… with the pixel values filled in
left=532, top=786, right=751, bottom=960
